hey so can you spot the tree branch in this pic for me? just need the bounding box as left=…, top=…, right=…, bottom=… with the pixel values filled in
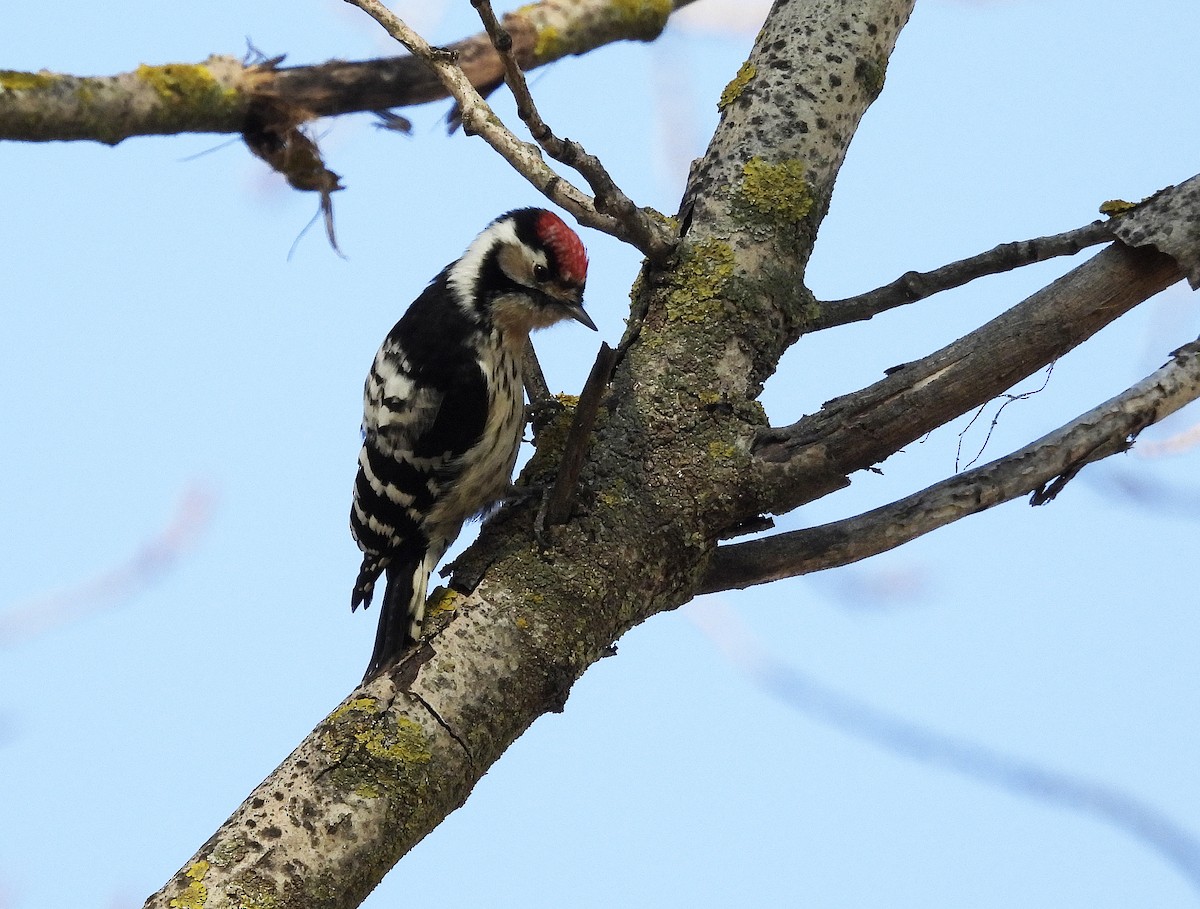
left=0, top=0, right=695, bottom=145
left=143, top=0, right=920, bottom=902
left=813, top=219, right=1115, bottom=331
left=520, top=337, right=552, bottom=409
left=470, top=0, right=675, bottom=260
left=702, top=336, right=1200, bottom=593
left=343, top=0, right=676, bottom=260
left=541, top=342, right=619, bottom=528
left=753, top=240, right=1187, bottom=516
left=808, top=173, right=1200, bottom=333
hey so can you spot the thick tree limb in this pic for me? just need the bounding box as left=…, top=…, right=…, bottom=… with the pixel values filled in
left=813, top=219, right=1115, bottom=331
left=702, top=336, right=1200, bottom=593
left=144, top=4, right=918, bottom=906
left=0, top=0, right=694, bottom=144
left=754, top=241, right=1186, bottom=516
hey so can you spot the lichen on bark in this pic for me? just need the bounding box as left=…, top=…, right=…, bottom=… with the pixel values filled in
left=524, top=0, right=672, bottom=63
left=142, top=4, right=922, bottom=907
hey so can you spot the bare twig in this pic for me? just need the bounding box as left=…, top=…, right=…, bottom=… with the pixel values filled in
left=343, top=0, right=676, bottom=261
left=955, top=362, right=1055, bottom=472
left=541, top=342, right=619, bottom=527
left=471, top=0, right=676, bottom=261
left=471, top=0, right=542, bottom=126
left=813, top=220, right=1115, bottom=330
left=703, top=336, right=1200, bottom=593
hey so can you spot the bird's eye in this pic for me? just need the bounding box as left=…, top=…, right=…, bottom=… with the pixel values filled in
left=532, top=263, right=550, bottom=283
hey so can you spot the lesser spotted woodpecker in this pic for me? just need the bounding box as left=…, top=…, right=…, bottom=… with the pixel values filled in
left=350, top=208, right=594, bottom=679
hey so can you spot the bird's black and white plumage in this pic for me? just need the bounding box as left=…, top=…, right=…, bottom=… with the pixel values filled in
left=350, top=208, right=594, bottom=680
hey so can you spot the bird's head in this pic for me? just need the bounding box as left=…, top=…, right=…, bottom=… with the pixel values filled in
left=452, top=208, right=596, bottom=336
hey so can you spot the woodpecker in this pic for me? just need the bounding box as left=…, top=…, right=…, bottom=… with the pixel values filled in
left=350, top=208, right=594, bottom=680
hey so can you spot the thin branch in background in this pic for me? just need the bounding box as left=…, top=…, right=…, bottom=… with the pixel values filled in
left=1, top=2, right=704, bottom=144
left=814, top=220, right=1115, bottom=331
left=690, top=602, right=1200, bottom=895
left=343, top=0, right=676, bottom=261
left=0, top=483, right=215, bottom=648
left=955, top=362, right=1055, bottom=472
left=813, top=564, right=931, bottom=612
left=1137, top=420, right=1200, bottom=458
left=1084, top=465, right=1200, bottom=519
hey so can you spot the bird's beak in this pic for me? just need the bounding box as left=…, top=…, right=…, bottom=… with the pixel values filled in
left=563, top=301, right=598, bottom=331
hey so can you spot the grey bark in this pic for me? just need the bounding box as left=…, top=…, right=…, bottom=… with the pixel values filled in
left=145, top=2, right=920, bottom=906
left=703, top=335, right=1200, bottom=592
left=753, top=241, right=1185, bottom=515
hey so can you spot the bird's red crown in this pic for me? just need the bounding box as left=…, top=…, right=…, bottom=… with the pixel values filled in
left=536, top=210, right=588, bottom=286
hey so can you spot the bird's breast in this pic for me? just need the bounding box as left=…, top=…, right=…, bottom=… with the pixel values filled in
left=423, top=341, right=524, bottom=533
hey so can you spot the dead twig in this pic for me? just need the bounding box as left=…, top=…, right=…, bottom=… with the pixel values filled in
left=541, top=343, right=619, bottom=528
left=704, top=337, right=1200, bottom=593
left=814, top=220, right=1115, bottom=330
left=470, top=0, right=675, bottom=260
left=343, top=0, right=676, bottom=261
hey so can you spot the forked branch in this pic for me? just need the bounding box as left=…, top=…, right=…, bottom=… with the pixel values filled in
left=470, top=0, right=672, bottom=259
left=703, top=336, right=1200, bottom=593
left=755, top=242, right=1186, bottom=516
left=344, top=0, right=676, bottom=261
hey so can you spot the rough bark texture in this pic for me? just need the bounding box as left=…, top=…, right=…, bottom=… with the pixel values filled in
left=0, top=0, right=684, bottom=144
left=144, top=2, right=918, bottom=906
left=754, top=241, right=1186, bottom=514
left=1110, top=174, right=1200, bottom=289
left=703, top=335, right=1200, bottom=592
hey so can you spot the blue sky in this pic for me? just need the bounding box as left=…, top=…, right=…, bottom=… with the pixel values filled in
left=2, top=1, right=1199, bottom=906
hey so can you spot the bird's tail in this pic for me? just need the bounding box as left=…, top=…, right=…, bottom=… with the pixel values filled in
left=362, top=539, right=439, bottom=681
left=351, top=553, right=389, bottom=612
